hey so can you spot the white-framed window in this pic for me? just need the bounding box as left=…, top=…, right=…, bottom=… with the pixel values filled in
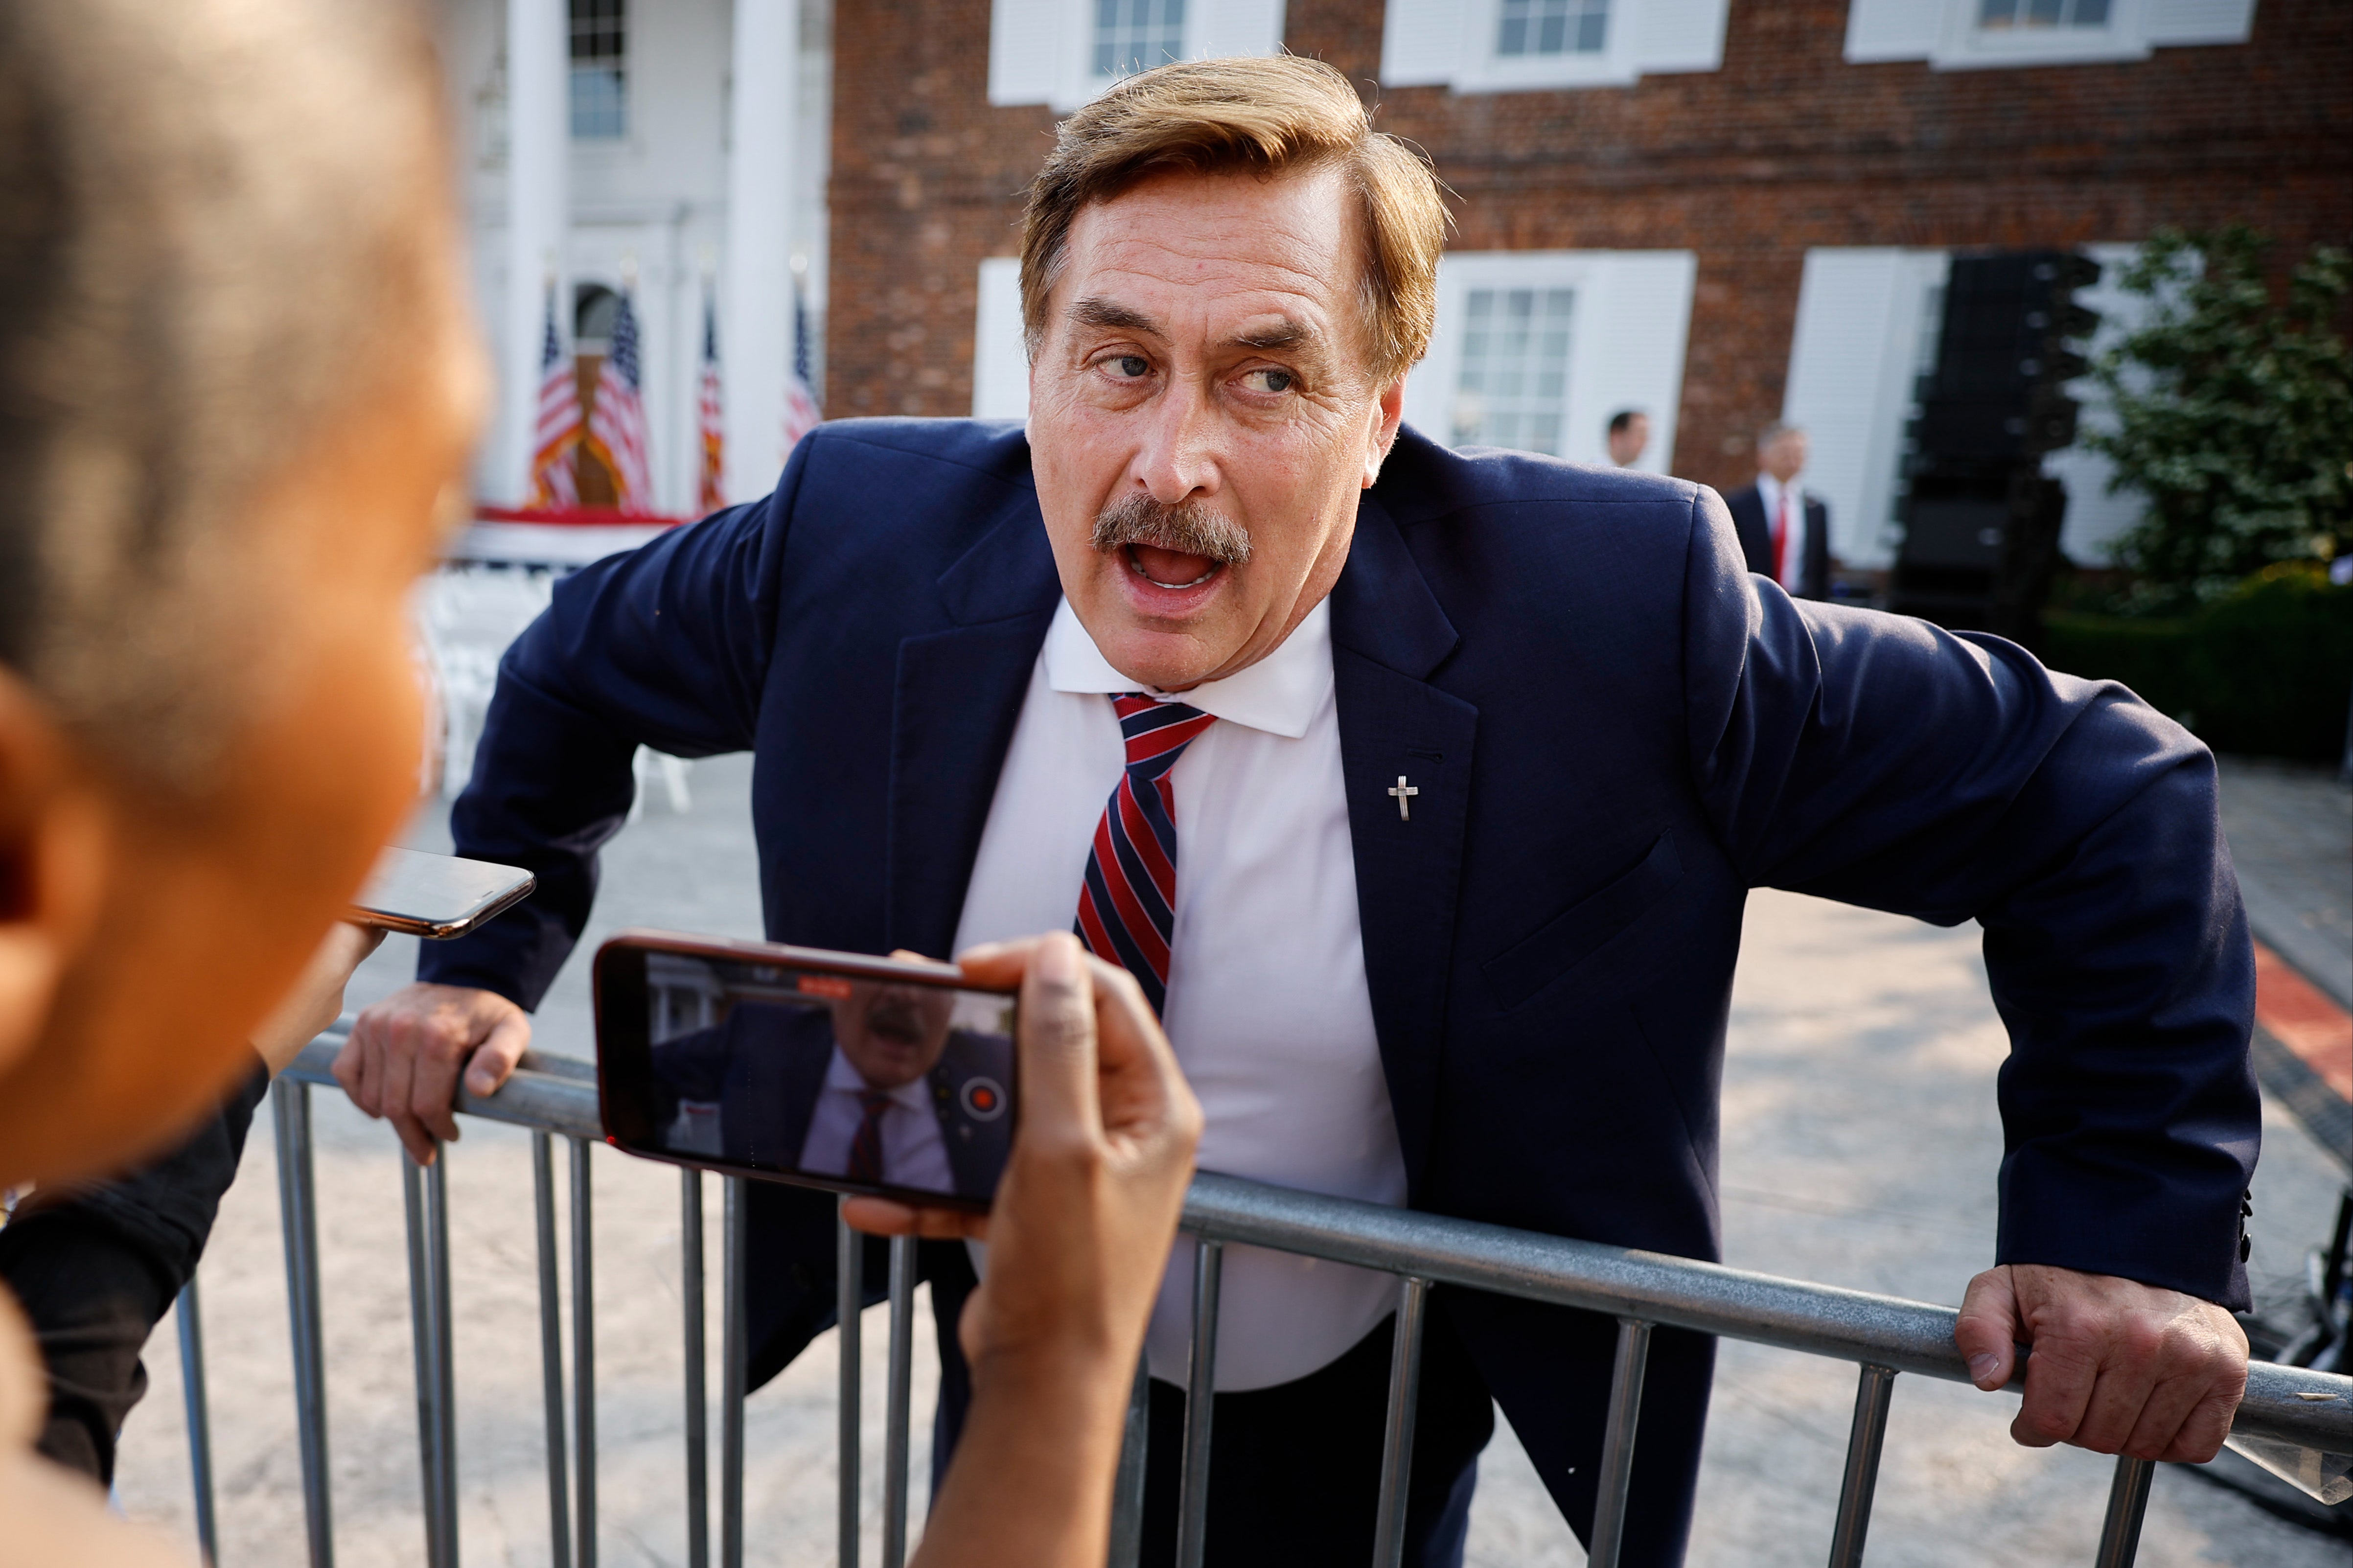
left=1779, top=243, right=2153, bottom=568
left=569, top=0, right=627, bottom=139
left=1403, top=250, right=1696, bottom=472
left=989, top=0, right=1286, bottom=112
left=1380, top=0, right=1728, bottom=95
left=973, top=257, right=1031, bottom=421
left=1843, top=0, right=2254, bottom=70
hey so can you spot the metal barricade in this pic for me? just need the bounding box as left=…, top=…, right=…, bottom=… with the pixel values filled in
left=179, top=1024, right=2353, bottom=1568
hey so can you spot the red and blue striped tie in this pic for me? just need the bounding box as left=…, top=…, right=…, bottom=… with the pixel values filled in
left=1075, top=694, right=1216, bottom=1016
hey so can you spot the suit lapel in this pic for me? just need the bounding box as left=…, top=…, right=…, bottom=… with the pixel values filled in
left=1330, top=495, right=1477, bottom=1199
left=884, top=491, right=1061, bottom=960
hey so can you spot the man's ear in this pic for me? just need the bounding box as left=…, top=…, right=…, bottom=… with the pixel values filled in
left=0, top=668, right=109, bottom=1085
left=1362, top=376, right=1407, bottom=489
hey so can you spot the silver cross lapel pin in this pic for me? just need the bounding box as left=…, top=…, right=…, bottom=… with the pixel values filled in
left=1389, top=775, right=1420, bottom=822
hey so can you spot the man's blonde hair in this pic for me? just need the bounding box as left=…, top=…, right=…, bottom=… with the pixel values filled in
left=1019, top=56, right=1447, bottom=386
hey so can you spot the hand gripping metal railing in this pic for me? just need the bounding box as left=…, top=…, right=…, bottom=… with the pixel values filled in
left=168, top=1022, right=2353, bottom=1568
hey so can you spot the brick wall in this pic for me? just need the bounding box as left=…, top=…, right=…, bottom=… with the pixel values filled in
left=829, top=0, right=2352, bottom=494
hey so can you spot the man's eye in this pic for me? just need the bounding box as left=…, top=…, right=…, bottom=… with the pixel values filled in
left=1108, top=355, right=1150, bottom=379
left=1242, top=369, right=1294, bottom=394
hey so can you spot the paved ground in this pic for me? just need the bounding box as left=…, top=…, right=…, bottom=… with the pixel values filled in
left=2217, top=756, right=2353, bottom=1011
left=103, top=750, right=2350, bottom=1566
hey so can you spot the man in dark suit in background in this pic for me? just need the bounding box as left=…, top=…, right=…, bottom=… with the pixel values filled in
left=1724, top=421, right=1834, bottom=600
left=651, top=981, right=1014, bottom=1200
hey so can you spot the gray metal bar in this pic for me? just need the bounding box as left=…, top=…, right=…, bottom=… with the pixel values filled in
left=880, top=1234, right=917, bottom=1568
left=1587, top=1317, right=1653, bottom=1568
left=276, top=1040, right=2353, bottom=1455
left=2093, top=1455, right=2154, bottom=1568
left=569, top=1137, right=598, bottom=1568
left=175, top=1281, right=218, bottom=1567
left=836, top=1203, right=862, bottom=1568
left=272, top=1080, right=334, bottom=1568
left=682, top=1169, right=709, bottom=1568
left=428, top=1150, right=460, bottom=1568
left=531, top=1133, right=573, bottom=1568
left=402, top=1155, right=445, bottom=1568
left=1369, top=1277, right=1432, bottom=1568
left=1107, top=1359, right=1151, bottom=1568
left=721, top=1177, right=747, bottom=1568
left=1825, top=1364, right=1896, bottom=1568
left=1175, top=1240, right=1224, bottom=1568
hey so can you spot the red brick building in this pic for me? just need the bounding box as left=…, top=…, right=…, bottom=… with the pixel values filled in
left=823, top=0, right=2349, bottom=565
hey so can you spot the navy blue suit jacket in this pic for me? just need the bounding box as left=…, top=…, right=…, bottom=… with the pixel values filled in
left=426, top=420, right=2256, bottom=1562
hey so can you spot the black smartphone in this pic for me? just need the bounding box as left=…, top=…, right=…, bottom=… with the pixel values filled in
left=594, top=931, right=1018, bottom=1212
left=350, top=847, right=536, bottom=939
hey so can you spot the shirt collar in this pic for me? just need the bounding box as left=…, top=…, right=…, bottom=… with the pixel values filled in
left=1042, top=595, right=1332, bottom=740
left=825, top=1044, right=932, bottom=1109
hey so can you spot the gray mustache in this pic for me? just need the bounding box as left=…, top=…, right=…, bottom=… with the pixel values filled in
left=1090, top=492, right=1254, bottom=569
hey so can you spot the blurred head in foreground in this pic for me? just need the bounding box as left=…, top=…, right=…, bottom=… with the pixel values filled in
left=0, top=0, right=486, bottom=1185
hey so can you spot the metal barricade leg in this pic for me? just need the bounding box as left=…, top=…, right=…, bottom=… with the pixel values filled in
left=402, top=1154, right=446, bottom=1568
left=175, top=1281, right=219, bottom=1567
left=836, top=1201, right=862, bottom=1568
left=1369, top=1278, right=1431, bottom=1568
left=721, top=1177, right=747, bottom=1568
left=569, top=1137, right=598, bottom=1568
left=1587, top=1317, right=1653, bottom=1568
left=1175, top=1240, right=1224, bottom=1568
left=881, top=1234, right=917, bottom=1568
left=682, top=1169, right=709, bottom=1568
left=431, top=1153, right=461, bottom=1567
left=1107, top=1358, right=1151, bottom=1568
left=1825, top=1364, right=1896, bottom=1568
left=272, top=1080, right=335, bottom=1568
left=532, top=1133, right=573, bottom=1568
left=2094, top=1455, right=2154, bottom=1568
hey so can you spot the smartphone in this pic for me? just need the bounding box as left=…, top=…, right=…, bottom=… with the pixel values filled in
left=594, top=931, right=1018, bottom=1212
left=349, top=847, right=536, bottom=939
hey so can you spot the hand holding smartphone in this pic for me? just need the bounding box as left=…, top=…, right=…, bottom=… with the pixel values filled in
left=595, top=932, right=1020, bottom=1211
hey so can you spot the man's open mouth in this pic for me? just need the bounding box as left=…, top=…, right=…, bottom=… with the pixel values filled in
left=1126, top=543, right=1223, bottom=590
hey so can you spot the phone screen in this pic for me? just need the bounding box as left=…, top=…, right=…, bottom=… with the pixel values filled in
left=596, top=937, right=1016, bottom=1210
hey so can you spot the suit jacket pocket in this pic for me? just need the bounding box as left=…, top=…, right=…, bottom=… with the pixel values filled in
left=1482, top=832, right=1682, bottom=1011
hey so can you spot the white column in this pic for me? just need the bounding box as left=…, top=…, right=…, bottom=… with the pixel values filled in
left=503, top=0, right=571, bottom=502
left=723, top=0, right=799, bottom=504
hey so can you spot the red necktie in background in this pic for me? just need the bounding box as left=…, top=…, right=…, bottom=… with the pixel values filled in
left=1074, top=694, right=1216, bottom=1016
left=1773, top=489, right=1790, bottom=585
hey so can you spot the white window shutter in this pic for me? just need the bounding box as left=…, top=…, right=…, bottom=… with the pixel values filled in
left=1843, top=0, right=1941, bottom=63
left=1379, top=0, right=1461, bottom=88
left=990, top=0, right=1064, bottom=107
left=972, top=257, right=1031, bottom=421
left=1193, top=0, right=1287, bottom=60
left=1572, top=253, right=1697, bottom=472
left=1630, top=0, right=1731, bottom=75
left=2144, top=0, right=2256, bottom=45
left=1781, top=249, right=1916, bottom=566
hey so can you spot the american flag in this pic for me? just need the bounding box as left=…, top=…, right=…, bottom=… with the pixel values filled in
left=697, top=289, right=725, bottom=513
left=781, top=283, right=821, bottom=461
left=526, top=282, right=582, bottom=507
left=586, top=285, right=654, bottom=513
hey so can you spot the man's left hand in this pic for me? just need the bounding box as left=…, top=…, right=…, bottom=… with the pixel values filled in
left=1955, top=1264, right=2248, bottom=1462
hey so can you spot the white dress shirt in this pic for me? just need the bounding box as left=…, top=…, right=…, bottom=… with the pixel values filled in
left=952, top=596, right=1409, bottom=1391
left=1755, top=471, right=1809, bottom=594
left=797, top=1047, right=956, bottom=1194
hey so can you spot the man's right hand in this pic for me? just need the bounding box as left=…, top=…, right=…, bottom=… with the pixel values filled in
left=335, top=982, right=531, bottom=1164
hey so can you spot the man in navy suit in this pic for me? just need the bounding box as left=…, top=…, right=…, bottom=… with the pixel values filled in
left=1723, top=422, right=1834, bottom=600
left=338, top=58, right=2255, bottom=1567
left=649, top=985, right=1015, bottom=1201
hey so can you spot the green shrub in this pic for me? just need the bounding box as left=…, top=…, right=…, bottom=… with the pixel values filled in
left=2041, top=562, right=2353, bottom=761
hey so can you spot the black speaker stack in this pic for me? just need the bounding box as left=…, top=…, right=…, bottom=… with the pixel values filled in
left=1889, top=250, right=2102, bottom=648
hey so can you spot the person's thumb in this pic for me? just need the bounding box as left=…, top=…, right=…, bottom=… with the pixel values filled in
left=462, top=1008, right=531, bottom=1098
left=1955, top=1266, right=2021, bottom=1391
